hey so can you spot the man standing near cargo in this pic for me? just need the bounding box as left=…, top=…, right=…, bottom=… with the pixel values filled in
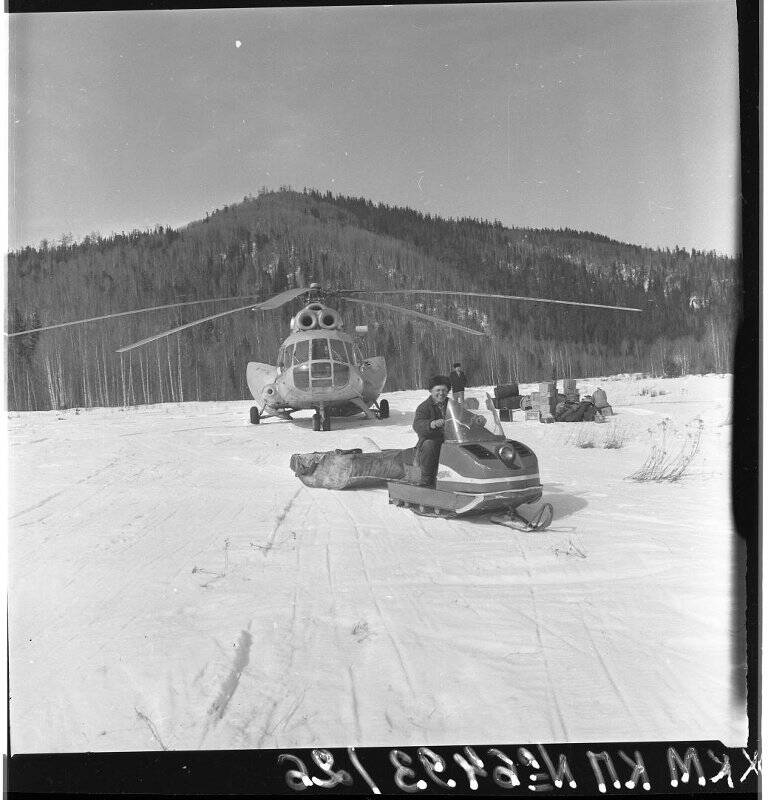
left=448, top=362, right=468, bottom=403
left=412, top=375, right=451, bottom=486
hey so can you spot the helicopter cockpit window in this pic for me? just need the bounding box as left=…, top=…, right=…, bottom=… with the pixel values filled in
left=329, top=339, right=348, bottom=364
left=352, top=344, right=364, bottom=364
left=311, top=339, right=330, bottom=360
left=292, top=340, right=309, bottom=365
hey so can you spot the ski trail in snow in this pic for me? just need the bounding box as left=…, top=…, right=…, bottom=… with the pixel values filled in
left=10, top=457, right=119, bottom=519
left=515, top=538, right=571, bottom=740
left=135, top=707, right=168, bottom=751
left=331, top=494, right=418, bottom=698
left=208, top=628, right=253, bottom=720
left=325, top=542, right=364, bottom=739
left=255, top=691, right=308, bottom=747
left=199, top=627, right=253, bottom=747
left=577, top=603, right=638, bottom=725
left=261, top=485, right=303, bottom=555
left=347, top=665, right=363, bottom=741
left=254, top=554, right=307, bottom=748
left=515, top=608, right=592, bottom=658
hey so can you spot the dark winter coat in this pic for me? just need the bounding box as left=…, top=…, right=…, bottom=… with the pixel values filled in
left=448, top=369, right=468, bottom=393
left=413, top=397, right=449, bottom=442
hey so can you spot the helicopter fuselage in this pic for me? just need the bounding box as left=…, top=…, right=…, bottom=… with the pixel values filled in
left=246, top=301, right=387, bottom=425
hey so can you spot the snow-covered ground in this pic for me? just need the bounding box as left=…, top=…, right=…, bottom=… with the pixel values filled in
left=7, top=373, right=746, bottom=753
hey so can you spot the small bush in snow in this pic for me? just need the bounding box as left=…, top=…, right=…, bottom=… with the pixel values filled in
left=565, top=423, right=627, bottom=450
left=628, top=417, right=704, bottom=482
left=639, top=387, right=668, bottom=398
left=602, top=425, right=629, bottom=449
left=564, top=427, right=593, bottom=448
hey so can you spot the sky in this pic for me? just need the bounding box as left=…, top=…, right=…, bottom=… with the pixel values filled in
left=8, top=1, right=741, bottom=255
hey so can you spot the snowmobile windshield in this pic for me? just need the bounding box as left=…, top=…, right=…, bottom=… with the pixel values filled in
left=443, top=396, right=505, bottom=443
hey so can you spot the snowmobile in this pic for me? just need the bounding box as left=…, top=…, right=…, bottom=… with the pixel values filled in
left=387, top=396, right=553, bottom=531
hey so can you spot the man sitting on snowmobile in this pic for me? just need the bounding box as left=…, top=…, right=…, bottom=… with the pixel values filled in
left=412, top=375, right=451, bottom=487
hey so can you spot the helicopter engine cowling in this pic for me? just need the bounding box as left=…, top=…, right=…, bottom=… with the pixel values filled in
left=295, top=310, right=319, bottom=330
left=318, top=309, right=341, bottom=330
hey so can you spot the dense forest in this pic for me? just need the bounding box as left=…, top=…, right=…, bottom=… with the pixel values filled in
left=7, top=188, right=740, bottom=411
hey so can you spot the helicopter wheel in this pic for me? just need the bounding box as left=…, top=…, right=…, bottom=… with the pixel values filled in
left=249, top=406, right=260, bottom=425
left=322, top=414, right=331, bottom=431
left=378, top=399, right=389, bottom=419
left=312, top=413, right=322, bottom=432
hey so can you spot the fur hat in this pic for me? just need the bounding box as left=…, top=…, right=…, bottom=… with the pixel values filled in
left=428, top=375, right=450, bottom=390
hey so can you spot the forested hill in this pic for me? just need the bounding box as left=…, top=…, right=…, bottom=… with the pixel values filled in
left=8, top=188, right=739, bottom=411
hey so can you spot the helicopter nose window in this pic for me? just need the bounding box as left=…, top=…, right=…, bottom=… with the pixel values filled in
left=311, top=339, right=330, bottom=360
left=329, top=339, right=348, bottom=363
left=294, top=363, right=310, bottom=389
left=292, top=340, right=309, bottom=365
left=311, top=361, right=332, bottom=387
left=290, top=337, right=352, bottom=389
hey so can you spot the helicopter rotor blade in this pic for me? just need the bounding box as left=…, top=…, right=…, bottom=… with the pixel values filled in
left=4, top=295, right=264, bottom=338
left=115, top=287, right=308, bottom=353
left=340, top=296, right=487, bottom=336
left=256, top=287, right=308, bottom=310
left=338, top=289, right=642, bottom=313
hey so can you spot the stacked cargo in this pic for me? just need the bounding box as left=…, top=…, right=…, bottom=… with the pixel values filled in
left=537, top=382, right=557, bottom=422
left=492, top=383, right=522, bottom=421
left=496, top=379, right=611, bottom=423
left=563, top=378, right=579, bottom=403
left=519, top=390, right=539, bottom=419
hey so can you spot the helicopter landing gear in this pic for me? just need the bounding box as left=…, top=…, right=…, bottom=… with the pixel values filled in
left=250, top=406, right=260, bottom=424
left=312, top=411, right=331, bottom=431
left=377, top=399, right=389, bottom=419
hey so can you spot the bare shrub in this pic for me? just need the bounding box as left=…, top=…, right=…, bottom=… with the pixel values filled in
left=639, top=385, right=668, bottom=397
left=565, top=422, right=628, bottom=449
left=602, top=424, right=629, bottom=449
left=628, top=417, right=704, bottom=482
left=564, top=427, right=596, bottom=448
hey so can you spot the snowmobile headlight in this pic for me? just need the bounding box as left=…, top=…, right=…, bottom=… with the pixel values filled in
left=497, top=444, right=520, bottom=469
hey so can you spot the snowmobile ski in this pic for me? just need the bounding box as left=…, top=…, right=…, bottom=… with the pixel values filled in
left=489, top=502, right=554, bottom=532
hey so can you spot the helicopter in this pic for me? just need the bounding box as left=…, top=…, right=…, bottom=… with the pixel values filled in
left=243, top=294, right=388, bottom=431
left=8, top=281, right=642, bottom=431
left=113, top=281, right=492, bottom=431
